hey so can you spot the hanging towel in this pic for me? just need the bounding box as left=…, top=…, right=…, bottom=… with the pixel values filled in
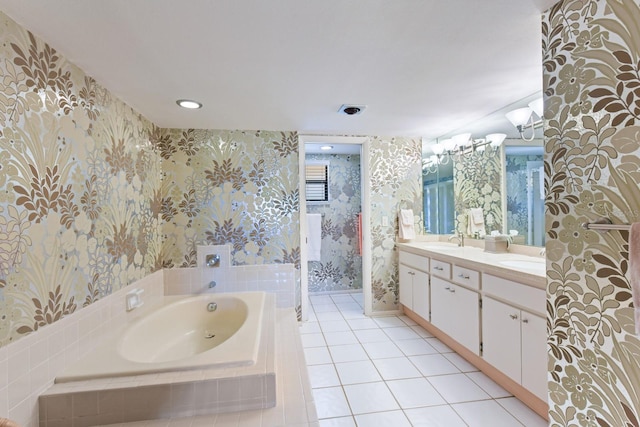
left=466, top=208, right=486, bottom=237
left=307, top=213, right=322, bottom=261
left=629, top=223, right=640, bottom=334
left=398, top=209, right=416, bottom=240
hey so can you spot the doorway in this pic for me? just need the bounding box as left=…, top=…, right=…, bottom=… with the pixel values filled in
left=298, top=136, right=371, bottom=321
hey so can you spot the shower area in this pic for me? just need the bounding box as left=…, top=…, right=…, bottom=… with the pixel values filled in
left=304, top=144, right=363, bottom=293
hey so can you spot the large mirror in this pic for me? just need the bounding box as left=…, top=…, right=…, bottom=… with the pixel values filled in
left=422, top=93, right=545, bottom=247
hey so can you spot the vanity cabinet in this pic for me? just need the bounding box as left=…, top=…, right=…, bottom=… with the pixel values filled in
left=399, top=252, right=430, bottom=320
left=482, top=275, right=546, bottom=401
left=431, top=276, right=480, bottom=354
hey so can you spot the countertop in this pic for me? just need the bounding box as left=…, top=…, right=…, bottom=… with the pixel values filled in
left=397, top=241, right=546, bottom=289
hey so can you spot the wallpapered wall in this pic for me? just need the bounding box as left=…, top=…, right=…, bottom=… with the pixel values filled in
left=306, top=153, right=363, bottom=293
left=453, top=148, right=503, bottom=235
left=0, top=13, right=163, bottom=347
left=370, top=136, right=423, bottom=311
left=544, top=1, right=640, bottom=425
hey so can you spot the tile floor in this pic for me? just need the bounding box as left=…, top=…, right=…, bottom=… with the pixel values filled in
left=303, top=292, right=548, bottom=427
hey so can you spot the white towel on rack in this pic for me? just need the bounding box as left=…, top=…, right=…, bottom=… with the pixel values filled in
left=466, top=208, right=486, bottom=237
left=398, top=209, right=416, bottom=240
left=307, top=213, right=322, bottom=261
left=630, top=222, right=640, bottom=334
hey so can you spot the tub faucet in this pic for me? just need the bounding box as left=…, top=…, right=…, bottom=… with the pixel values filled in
left=206, top=254, right=221, bottom=268
left=448, top=232, right=464, bottom=247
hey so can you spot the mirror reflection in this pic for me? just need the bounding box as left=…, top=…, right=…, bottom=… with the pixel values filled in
left=422, top=93, right=545, bottom=247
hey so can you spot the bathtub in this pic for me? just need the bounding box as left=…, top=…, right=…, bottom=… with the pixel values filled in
left=55, top=291, right=267, bottom=383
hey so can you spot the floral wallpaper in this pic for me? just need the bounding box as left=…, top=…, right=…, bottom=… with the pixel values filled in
left=544, top=1, right=640, bottom=425
left=505, top=153, right=543, bottom=241
left=370, top=136, right=423, bottom=311
left=159, top=128, right=302, bottom=312
left=306, top=154, right=362, bottom=293
left=454, top=148, right=503, bottom=236
left=0, top=13, right=162, bottom=346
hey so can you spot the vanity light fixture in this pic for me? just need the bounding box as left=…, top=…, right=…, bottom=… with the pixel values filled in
left=176, top=99, right=203, bottom=109
left=423, top=132, right=506, bottom=174
left=320, top=145, right=333, bottom=151
left=505, top=97, right=543, bottom=141
left=486, top=133, right=507, bottom=147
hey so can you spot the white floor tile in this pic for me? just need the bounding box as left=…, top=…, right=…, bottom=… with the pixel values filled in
left=314, top=303, right=339, bottom=313
left=313, top=387, right=352, bottom=419
left=311, top=295, right=334, bottom=305
left=304, top=347, right=333, bottom=365
left=316, top=311, right=345, bottom=322
left=387, top=378, right=446, bottom=408
left=443, top=352, right=479, bottom=372
left=354, top=329, right=391, bottom=343
left=341, top=309, right=366, bottom=320
left=373, top=316, right=407, bottom=328
left=428, top=373, right=491, bottom=403
left=425, top=337, right=454, bottom=353
left=394, top=338, right=438, bottom=356
left=397, top=315, right=418, bottom=326
left=319, top=416, right=357, bottom=427
left=329, top=344, right=369, bottom=363
left=404, top=405, right=467, bottom=427
left=452, top=399, right=522, bottom=427
left=343, top=382, right=399, bottom=415
left=335, top=360, right=382, bottom=385
left=308, top=364, right=341, bottom=388
left=331, top=294, right=358, bottom=304
left=354, top=410, right=411, bottom=426
left=410, top=324, right=433, bottom=338
left=337, top=302, right=362, bottom=312
left=324, top=331, right=359, bottom=346
left=409, top=354, right=460, bottom=377
left=497, top=397, right=547, bottom=427
left=466, top=372, right=512, bottom=398
left=382, top=326, right=421, bottom=341
left=347, top=318, right=380, bottom=330
left=372, top=357, right=421, bottom=380
left=362, top=341, right=404, bottom=360
left=300, top=321, right=322, bottom=334
left=302, top=333, right=327, bottom=348
left=319, top=320, right=351, bottom=332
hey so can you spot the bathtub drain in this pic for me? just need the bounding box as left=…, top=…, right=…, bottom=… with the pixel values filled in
left=204, top=331, right=215, bottom=339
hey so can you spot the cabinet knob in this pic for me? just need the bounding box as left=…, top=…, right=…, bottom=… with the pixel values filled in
left=449, top=288, right=456, bottom=293
left=434, top=266, right=443, bottom=271
left=509, top=314, right=518, bottom=320
left=522, top=318, right=529, bottom=324
left=457, top=273, right=470, bottom=279
left=444, top=286, right=451, bottom=291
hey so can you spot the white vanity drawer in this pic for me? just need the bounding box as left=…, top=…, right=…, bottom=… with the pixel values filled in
left=452, top=265, right=480, bottom=290
left=483, top=274, right=545, bottom=315
left=430, top=259, right=451, bottom=279
left=399, top=251, right=429, bottom=272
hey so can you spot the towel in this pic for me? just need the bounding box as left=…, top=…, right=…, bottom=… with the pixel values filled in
left=307, top=213, right=322, bottom=261
left=630, top=223, right=640, bottom=334
left=466, top=208, right=486, bottom=237
left=398, top=209, right=416, bottom=240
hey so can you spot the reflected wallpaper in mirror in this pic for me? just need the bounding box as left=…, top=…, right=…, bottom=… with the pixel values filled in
left=423, top=160, right=454, bottom=234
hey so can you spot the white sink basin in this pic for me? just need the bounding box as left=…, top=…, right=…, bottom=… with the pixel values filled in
left=499, top=260, right=545, bottom=271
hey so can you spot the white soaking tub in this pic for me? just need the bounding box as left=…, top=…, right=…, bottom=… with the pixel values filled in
left=56, top=292, right=266, bottom=383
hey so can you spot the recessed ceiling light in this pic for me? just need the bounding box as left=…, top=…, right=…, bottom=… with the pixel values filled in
left=320, top=145, right=333, bottom=151
left=338, top=104, right=366, bottom=115
left=176, top=99, right=202, bottom=109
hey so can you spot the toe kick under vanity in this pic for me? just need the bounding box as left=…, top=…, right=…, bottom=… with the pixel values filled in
left=397, top=241, right=548, bottom=419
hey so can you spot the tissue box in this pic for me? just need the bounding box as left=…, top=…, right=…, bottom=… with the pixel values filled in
left=485, top=235, right=509, bottom=253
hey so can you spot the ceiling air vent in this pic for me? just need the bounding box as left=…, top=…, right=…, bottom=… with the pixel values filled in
left=338, top=104, right=367, bottom=115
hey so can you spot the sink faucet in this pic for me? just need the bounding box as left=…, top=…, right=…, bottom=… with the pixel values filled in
left=448, top=232, right=464, bottom=247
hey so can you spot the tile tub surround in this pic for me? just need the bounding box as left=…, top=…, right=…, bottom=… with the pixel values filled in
left=39, top=294, right=277, bottom=426
left=0, top=263, right=295, bottom=426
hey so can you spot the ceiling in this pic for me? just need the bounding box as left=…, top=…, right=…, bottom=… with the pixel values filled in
left=0, top=0, right=559, bottom=139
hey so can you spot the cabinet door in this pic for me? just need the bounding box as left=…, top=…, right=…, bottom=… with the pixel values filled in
left=521, top=313, right=547, bottom=401
left=482, top=297, right=521, bottom=383
left=450, top=284, right=480, bottom=355
left=413, top=270, right=430, bottom=321
left=399, top=264, right=413, bottom=309
left=430, top=277, right=452, bottom=333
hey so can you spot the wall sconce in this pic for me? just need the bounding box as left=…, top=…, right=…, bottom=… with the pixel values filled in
left=505, top=98, right=543, bottom=141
